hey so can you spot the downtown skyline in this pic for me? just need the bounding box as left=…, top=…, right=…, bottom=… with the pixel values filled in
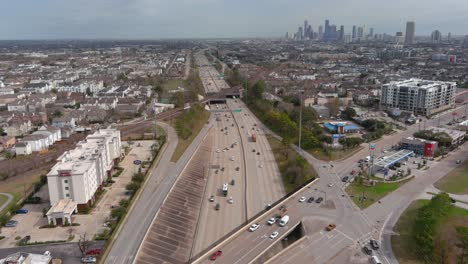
left=0, top=0, right=467, bottom=39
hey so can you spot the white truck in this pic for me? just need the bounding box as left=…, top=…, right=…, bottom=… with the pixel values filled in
left=279, top=215, right=289, bottom=227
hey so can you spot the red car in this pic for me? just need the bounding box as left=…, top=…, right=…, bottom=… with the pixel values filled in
left=85, top=249, right=102, bottom=255
left=210, top=250, right=222, bottom=260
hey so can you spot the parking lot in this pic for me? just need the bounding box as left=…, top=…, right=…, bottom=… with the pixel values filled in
left=0, top=140, right=155, bottom=249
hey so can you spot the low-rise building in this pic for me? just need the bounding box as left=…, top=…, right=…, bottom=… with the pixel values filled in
left=429, top=127, right=466, bottom=145
left=400, top=136, right=438, bottom=157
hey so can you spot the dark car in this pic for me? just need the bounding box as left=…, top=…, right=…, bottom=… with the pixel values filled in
left=210, top=250, right=222, bottom=260
left=15, top=208, right=29, bottom=214
left=370, top=239, right=380, bottom=250
left=5, top=220, right=18, bottom=227
left=215, top=203, right=220, bottom=211
left=307, top=197, right=315, bottom=203
left=316, top=197, right=324, bottom=203
left=342, top=176, right=349, bottom=182
left=363, top=245, right=372, bottom=255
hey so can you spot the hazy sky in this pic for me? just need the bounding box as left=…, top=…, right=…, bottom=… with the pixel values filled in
left=1, top=0, right=467, bottom=39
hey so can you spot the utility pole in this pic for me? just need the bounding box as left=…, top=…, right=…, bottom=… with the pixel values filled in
left=299, top=91, right=304, bottom=153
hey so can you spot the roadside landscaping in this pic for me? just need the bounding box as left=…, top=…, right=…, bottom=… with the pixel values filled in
left=434, top=159, right=468, bottom=194
left=267, top=135, right=317, bottom=193
left=346, top=177, right=412, bottom=209
left=308, top=145, right=364, bottom=161
left=392, top=194, right=468, bottom=264
left=171, top=103, right=210, bottom=162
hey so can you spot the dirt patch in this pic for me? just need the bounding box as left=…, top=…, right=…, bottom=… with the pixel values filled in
left=320, top=200, right=336, bottom=210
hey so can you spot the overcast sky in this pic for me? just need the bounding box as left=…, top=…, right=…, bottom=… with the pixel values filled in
left=1, top=0, right=467, bottom=39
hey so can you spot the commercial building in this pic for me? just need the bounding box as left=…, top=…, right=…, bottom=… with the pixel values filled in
left=400, top=137, right=438, bottom=157
left=323, top=122, right=360, bottom=134
left=47, top=129, right=121, bottom=210
left=428, top=127, right=466, bottom=145
left=405, top=21, right=415, bottom=45
left=372, top=149, right=414, bottom=174
left=380, top=79, right=457, bottom=116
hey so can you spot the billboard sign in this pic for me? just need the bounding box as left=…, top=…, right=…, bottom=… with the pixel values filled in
left=369, top=143, right=376, bottom=150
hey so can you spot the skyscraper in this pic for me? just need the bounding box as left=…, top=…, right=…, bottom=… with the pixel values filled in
left=357, top=26, right=363, bottom=40
left=298, top=27, right=303, bottom=40
left=352, top=25, right=357, bottom=41
left=339, top=25, right=345, bottom=41
left=324, top=19, right=330, bottom=39
left=318, top=25, right=324, bottom=39
left=330, top=25, right=337, bottom=39
left=431, top=30, right=442, bottom=44
left=369, top=28, right=374, bottom=37
left=405, top=21, right=415, bottom=45
left=304, top=20, right=308, bottom=38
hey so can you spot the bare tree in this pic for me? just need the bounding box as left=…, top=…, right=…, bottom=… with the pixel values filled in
left=78, top=233, right=92, bottom=256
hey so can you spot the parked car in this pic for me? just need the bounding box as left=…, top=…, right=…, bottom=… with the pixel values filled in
left=370, top=239, right=380, bottom=250
left=85, top=249, right=102, bottom=255
left=5, top=220, right=18, bottom=227
left=456, top=160, right=462, bottom=164
left=81, top=256, right=97, bottom=263
left=269, top=231, right=279, bottom=239
left=327, top=183, right=334, bottom=187
left=342, top=176, right=349, bottom=182
left=15, top=208, right=29, bottom=214
left=298, top=197, right=306, bottom=203
left=249, top=223, right=260, bottom=232
left=363, top=245, right=372, bottom=255
left=307, top=197, right=315, bottom=203
left=326, top=224, right=336, bottom=231
left=43, top=251, right=51, bottom=257
left=210, top=250, right=222, bottom=260
left=316, top=197, right=324, bottom=203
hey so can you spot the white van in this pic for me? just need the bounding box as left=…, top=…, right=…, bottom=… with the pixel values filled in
left=370, top=256, right=382, bottom=264
left=279, top=215, right=289, bottom=227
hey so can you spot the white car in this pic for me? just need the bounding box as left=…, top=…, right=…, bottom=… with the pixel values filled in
left=259, top=164, right=264, bottom=168
left=327, top=183, right=334, bottom=187
left=270, top=231, right=279, bottom=239
left=267, top=217, right=277, bottom=225
left=230, top=156, right=235, bottom=161
left=216, top=149, right=221, bottom=153
left=43, top=251, right=51, bottom=257
left=228, top=197, right=234, bottom=204
left=298, top=197, right=306, bottom=203
left=249, top=223, right=260, bottom=232
left=81, top=257, right=97, bottom=263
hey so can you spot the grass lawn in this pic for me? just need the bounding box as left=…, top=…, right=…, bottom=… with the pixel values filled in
left=0, top=194, right=9, bottom=209
left=0, top=192, right=21, bottom=217
left=308, top=146, right=363, bottom=161
left=346, top=178, right=412, bottom=209
left=391, top=200, right=468, bottom=264
left=434, top=159, right=468, bottom=194
left=163, top=79, right=186, bottom=92
left=170, top=108, right=210, bottom=162
left=267, top=135, right=317, bottom=193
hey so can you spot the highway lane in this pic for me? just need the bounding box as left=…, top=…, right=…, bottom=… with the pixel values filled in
left=192, top=107, right=247, bottom=255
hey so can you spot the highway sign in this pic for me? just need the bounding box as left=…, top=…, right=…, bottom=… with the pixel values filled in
left=133, top=160, right=142, bottom=165
left=233, top=109, right=242, bottom=112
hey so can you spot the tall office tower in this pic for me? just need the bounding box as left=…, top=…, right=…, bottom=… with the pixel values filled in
left=352, top=25, right=357, bottom=41
left=330, top=25, right=337, bottom=39
left=357, top=26, right=364, bottom=40
left=369, top=28, right=374, bottom=37
left=308, top=25, right=313, bottom=39
left=447, top=32, right=452, bottom=42
left=325, top=19, right=330, bottom=38
left=362, top=25, right=367, bottom=40
left=304, top=20, right=308, bottom=38
left=405, top=21, right=415, bottom=45
left=339, top=25, right=345, bottom=41
left=285, top=32, right=289, bottom=39
left=431, top=30, right=442, bottom=44
left=318, top=25, right=324, bottom=39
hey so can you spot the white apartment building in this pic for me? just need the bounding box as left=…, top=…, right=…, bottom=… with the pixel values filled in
left=47, top=129, right=121, bottom=210
left=380, top=79, right=457, bottom=116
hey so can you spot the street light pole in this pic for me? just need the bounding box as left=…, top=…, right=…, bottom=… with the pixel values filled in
left=298, top=91, right=304, bottom=153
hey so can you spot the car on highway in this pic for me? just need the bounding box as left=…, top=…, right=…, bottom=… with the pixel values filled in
left=370, top=239, right=380, bottom=250
left=342, top=176, right=349, bottom=182
left=216, top=149, right=221, bottom=153
left=249, top=223, right=260, bottom=232
left=81, top=256, right=97, bottom=263
left=228, top=197, right=234, bottom=204
left=267, top=217, right=277, bottom=225
left=209, top=195, right=214, bottom=202
left=327, top=183, right=334, bottom=187
left=269, top=231, right=279, bottom=239
left=210, top=250, right=222, bottom=261
left=257, top=152, right=260, bottom=155
left=298, top=197, right=306, bottom=203
left=259, top=164, right=264, bottom=168
left=215, top=203, right=220, bottom=211
left=252, top=149, right=256, bottom=152
left=316, top=197, right=324, bottom=203
left=5, top=220, right=18, bottom=227
left=457, top=159, right=462, bottom=164
left=370, top=255, right=382, bottom=264
left=230, top=156, right=235, bottom=161
left=307, top=197, right=314, bottom=203
left=326, top=224, right=336, bottom=231
left=363, top=245, right=372, bottom=255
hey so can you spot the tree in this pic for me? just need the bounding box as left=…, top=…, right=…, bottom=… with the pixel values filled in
left=171, top=91, right=185, bottom=108
left=0, top=127, right=4, bottom=135
left=78, top=233, right=92, bottom=256
left=51, top=88, right=58, bottom=94
left=456, top=226, right=468, bottom=263
left=343, top=107, right=357, bottom=119
left=52, top=110, right=63, bottom=118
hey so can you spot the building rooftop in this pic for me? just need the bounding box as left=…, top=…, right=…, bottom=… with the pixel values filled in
left=386, top=78, right=456, bottom=90
left=47, top=199, right=77, bottom=215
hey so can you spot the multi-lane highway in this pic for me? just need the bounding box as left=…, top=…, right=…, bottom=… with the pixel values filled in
left=195, top=51, right=230, bottom=94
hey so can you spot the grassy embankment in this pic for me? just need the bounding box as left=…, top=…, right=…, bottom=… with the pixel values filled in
left=435, top=159, right=468, bottom=194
